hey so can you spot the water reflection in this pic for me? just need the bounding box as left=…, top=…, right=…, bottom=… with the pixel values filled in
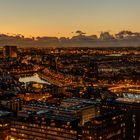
left=19, top=73, right=50, bottom=84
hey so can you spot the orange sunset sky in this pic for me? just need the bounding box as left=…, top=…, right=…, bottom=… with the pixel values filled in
left=0, top=0, right=140, bottom=37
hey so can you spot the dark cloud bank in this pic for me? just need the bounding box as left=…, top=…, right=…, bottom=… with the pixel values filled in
left=1, top=30, right=140, bottom=48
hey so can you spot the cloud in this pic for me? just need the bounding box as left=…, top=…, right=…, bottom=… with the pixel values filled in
left=0, top=31, right=140, bottom=48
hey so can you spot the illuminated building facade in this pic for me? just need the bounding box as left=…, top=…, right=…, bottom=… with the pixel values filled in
left=3, top=45, right=17, bottom=58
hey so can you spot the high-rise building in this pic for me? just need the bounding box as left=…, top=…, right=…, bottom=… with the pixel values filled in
left=84, top=60, right=98, bottom=83
left=49, top=56, right=58, bottom=72
left=89, top=60, right=98, bottom=79
left=3, top=45, right=17, bottom=58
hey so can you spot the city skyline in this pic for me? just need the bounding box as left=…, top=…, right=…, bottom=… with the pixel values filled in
left=0, top=1, right=140, bottom=139
left=0, top=0, right=140, bottom=37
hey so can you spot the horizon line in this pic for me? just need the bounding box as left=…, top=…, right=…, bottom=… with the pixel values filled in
left=1, top=30, right=140, bottom=38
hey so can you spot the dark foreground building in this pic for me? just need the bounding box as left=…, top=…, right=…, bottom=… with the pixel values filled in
left=102, top=96, right=140, bottom=140
left=0, top=111, right=12, bottom=140
left=10, top=98, right=126, bottom=140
